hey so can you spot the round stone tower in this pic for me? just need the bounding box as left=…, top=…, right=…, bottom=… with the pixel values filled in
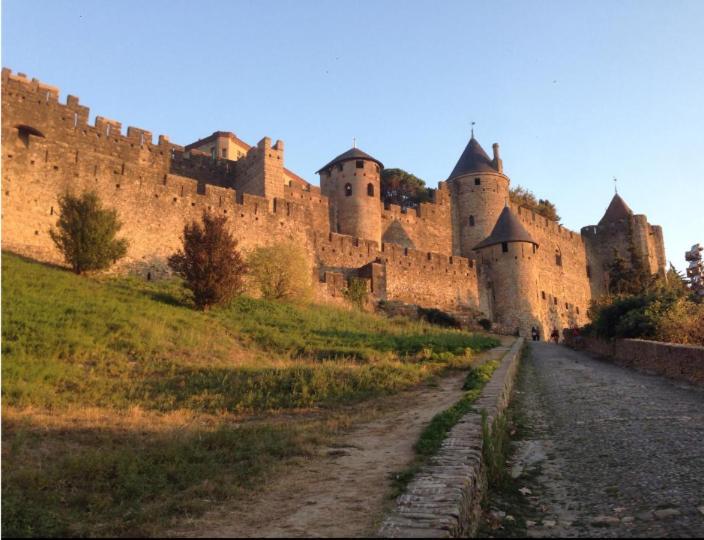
left=448, top=135, right=510, bottom=259
left=317, top=147, right=383, bottom=245
left=474, top=206, right=540, bottom=337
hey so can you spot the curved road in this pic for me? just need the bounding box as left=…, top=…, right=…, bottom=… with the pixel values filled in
left=504, top=342, right=704, bottom=538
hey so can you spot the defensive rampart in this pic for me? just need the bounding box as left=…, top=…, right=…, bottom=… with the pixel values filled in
left=572, top=337, right=704, bottom=386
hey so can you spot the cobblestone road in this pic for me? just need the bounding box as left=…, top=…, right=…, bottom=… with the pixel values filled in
left=497, top=342, right=704, bottom=538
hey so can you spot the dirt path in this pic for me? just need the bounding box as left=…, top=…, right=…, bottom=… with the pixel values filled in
left=170, top=338, right=513, bottom=538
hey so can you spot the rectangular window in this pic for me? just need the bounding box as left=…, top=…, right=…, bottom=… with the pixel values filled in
left=502, top=242, right=508, bottom=253
left=222, top=149, right=227, bottom=158
left=541, top=291, right=546, bottom=300
left=356, top=160, right=364, bottom=168
left=475, top=178, right=481, bottom=186
left=554, top=297, right=558, bottom=305
left=469, top=215, right=475, bottom=226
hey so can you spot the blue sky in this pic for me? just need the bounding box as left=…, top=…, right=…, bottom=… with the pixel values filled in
left=3, top=0, right=703, bottom=270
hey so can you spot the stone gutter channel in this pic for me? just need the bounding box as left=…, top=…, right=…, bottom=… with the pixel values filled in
left=378, top=337, right=524, bottom=538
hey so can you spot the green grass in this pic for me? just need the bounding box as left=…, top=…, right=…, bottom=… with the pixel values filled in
left=1, top=251, right=499, bottom=537
left=2, top=417, right=324, bottom=537
left=2, top=252, right=498, bottom=413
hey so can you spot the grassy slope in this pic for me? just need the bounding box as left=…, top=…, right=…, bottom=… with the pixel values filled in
left=3, top=252, right=496, bottom=412
left=1, top=252, right=498, bottom=537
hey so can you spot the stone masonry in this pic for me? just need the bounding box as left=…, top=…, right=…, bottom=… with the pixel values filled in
left=1, top=69, right=667, bottom=335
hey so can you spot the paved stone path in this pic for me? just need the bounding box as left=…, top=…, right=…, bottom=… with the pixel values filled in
left=497, top=342, right=704, bottom=538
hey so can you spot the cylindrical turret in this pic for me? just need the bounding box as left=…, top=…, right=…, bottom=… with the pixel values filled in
left=474, top=205, right=540, bottom=337
left=318, top=148, right=383, bottom=245
left=448, top=136, right=510, bottom=258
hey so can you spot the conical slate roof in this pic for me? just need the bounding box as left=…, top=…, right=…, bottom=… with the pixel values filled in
left=316, top=147, right=383, bottom=174
left=598, top=194, right=633, bottom=226
left=473, top=206, right=538, bottom=250
left=448, top=137, right=498, bottom=179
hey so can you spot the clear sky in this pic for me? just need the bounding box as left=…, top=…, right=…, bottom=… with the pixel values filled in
left=2, top=0, right=702, bottom=270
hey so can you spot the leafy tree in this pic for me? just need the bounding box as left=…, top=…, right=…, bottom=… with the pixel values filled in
left=168, top=211, right=247, bottom=310
left=50, top=191, right=128, bottom=274
left=380, top=168, right=433, bottom=210
left=509, top=185, right=561, bottom=222
left=342, top=277, right=369, bottom=310
left=247, top=241, right=313, bottom=301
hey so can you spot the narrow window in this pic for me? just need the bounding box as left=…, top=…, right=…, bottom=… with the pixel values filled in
left=356, top=160, right=364, bottom=169
left=211, top=147, right=216, bottom=160
left=345, top=183, right=352, bottom=197
left=337, top=163, right=343, bottom=171
left=222, top=149, right=227, bottom=158
left=555, top=249, right=562, bottom=266
left=469, top=215, right=475, bottom=226
left=532, top=244, right=537, bottom=254
left=367, top=183, right=374, bottom=196
left=577, top=306, right=580, bottom=314
left=554, top=297, right=558, bottom=305
left=475, top=177, right=481, bottom=186
left=73, top=112, right=78, bottom=128
left=502, top=242, right=508, bottom=253
left=586, top=265, right=591, bottom=278
left=541, top=291, right=546, bottom=300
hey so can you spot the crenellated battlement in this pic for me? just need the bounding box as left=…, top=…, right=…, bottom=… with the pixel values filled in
left=1, top=68, right=666, bottom=323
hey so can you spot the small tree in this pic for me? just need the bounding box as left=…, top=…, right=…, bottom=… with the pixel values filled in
left=168, top=211, right=247, bottom=310
left=342, top=277, right=369, bottom=310
left=509, top=185, right=561, bottom=222
left=247, top=241, right=313, bottom=301
left=50, top=191, right=128, bottom=274
left=380, top=168, right=433, bottom=210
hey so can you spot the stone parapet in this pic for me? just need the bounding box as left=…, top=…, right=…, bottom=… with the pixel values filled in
left=572, top=337, right=704, bottom=386
left=378, top=337, right=524, bottom=538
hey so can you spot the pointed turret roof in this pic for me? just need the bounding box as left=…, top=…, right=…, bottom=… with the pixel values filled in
left=316, top=147, right=383, bottom=174
left=473, top=206, right=538, bottom=250
left=448, top=136, right=498, bottom=179
left=598, top=194, right=633, bottom=226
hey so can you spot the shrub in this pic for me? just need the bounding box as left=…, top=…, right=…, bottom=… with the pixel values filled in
left=588, top=289, right=704, bottom=346
left=49, top=191, right=128, bottom=274
left=168, top=211, right=247, bottom=310
left=418, top=307, right=460, bottom=328
left=247, top=241, right=313, bottom=301
left=342, top=277, right=369, bottom=310
left=478, top=318, right=492, bottom=331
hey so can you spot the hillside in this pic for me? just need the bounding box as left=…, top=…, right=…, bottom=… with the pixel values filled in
left=1, top=252, right=498, bottom=537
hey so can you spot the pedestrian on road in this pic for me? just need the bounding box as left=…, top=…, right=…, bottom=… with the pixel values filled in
left=551, top=328, right=559, bottom=344
left=531, top=326, right=539, bottom=341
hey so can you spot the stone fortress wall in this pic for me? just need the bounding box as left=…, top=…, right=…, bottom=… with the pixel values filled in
left=1, top=68, right=667, bottom=335
left=1, top=69, right=475, bottom=311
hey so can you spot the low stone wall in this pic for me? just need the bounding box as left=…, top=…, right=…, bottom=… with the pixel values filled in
left=378, top=338, right=524, bottom=538
left=576, top=336, right=704, bottom=386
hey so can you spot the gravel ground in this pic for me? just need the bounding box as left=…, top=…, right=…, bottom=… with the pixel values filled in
left=487, top=342, right=704, bottom=538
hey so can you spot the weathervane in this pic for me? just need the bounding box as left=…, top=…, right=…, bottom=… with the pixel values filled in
left=471, top=121, right=475, bottom=138
left=613, top=177, right=618, bottom=194
left=352, top=137, right=356, bottom=149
